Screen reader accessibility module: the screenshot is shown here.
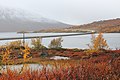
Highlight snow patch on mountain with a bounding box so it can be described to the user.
[0,7,58,23]
[0,6,70,32]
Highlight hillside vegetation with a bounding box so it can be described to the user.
[38,18,120,33]
[69,18,120,33]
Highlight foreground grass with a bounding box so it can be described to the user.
[0,52,119,80]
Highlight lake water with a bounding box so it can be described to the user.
[0,32,120,49]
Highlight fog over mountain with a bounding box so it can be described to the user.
[0,7,70,32]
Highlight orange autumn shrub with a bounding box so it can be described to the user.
[87,33,109,54]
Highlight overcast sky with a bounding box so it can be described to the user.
[0,0,120,25]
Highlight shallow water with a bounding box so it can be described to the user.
[0,64,52,72]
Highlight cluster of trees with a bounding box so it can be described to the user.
[31,37,63,50]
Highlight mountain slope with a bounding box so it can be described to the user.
[69,18,120,33]
[0,7,70,32]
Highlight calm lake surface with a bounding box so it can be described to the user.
[0,32,120,49]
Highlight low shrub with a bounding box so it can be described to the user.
[31,38,46,51]
[48,37,63,49]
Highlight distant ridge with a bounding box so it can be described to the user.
[38,18,120,33]
[69,18,120,33]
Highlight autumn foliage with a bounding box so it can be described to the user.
[48,37,63,49]
[31,38,46,51]
[0,34,119,80]
[69,18,120,33]
[0,53,119,80]
[87,33,109,53]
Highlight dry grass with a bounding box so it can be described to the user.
[0,54,119,80]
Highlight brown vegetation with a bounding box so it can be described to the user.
[38,18,120,33]
[0,50,119,80]
[70,18,120,33]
